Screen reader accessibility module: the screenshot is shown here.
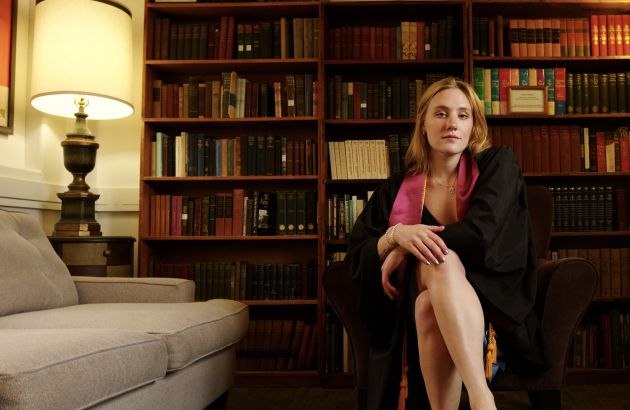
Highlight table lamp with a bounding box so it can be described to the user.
[30,0,134,237]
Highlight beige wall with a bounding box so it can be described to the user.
[0,0,145,274]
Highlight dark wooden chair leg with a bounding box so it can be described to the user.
[528,390,561,410]
[357,387,368,410]
[206,391,229,410]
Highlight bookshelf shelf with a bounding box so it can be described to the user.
[526,172,630,178]
[324,58,466,65]
[142,235,319,241]
[145,117,319,125]
[147,59,319,75]
[325,119,416,125]
[551,231,630,238]
[143,175,319,182]
[148,1,319,19]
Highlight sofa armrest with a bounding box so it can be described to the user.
[73,276,195,304]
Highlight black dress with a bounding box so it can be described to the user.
[346,147,549,410]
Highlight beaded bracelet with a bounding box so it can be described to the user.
[387,223,401,247]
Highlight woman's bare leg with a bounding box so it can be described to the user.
[416,251,496,410]
[415,289,462,409]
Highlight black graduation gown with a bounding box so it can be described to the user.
[346,146,549,410]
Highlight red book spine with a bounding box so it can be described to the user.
[540,125,550,172]
[623,15,630,55]
[559,126,572,173]
[549,126,561,173]
[570,125,582,172]
[619,128,630,172]
[233,188,245,237]
[590,15,599,57]
[599,15,608,57]
[567,19,576,56]
[596,131,607,172]
[615,15,623,56]
[369,26,376,59]
[607,14,616,56]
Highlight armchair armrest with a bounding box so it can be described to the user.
[73,276,195,304]
[536,257,597,388]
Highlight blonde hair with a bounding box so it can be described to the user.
[404,76,490,174]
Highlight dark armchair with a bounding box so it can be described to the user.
[323,185,598,410]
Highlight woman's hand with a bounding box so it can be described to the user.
[394,224,449,265]
[381,246,408,299]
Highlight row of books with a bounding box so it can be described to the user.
[566,72,630,115]
[472,15,630,58]
[328,140,389,180]
[152,73,318,119]
[548,186,628,233]
[488,125,630,174]
[326,193,368,240]
[554,247,630,299]
[152,16,319,60]
[327,17,458,61]
[236,320,318,371]
[473,66,566,115]
[567,310,630,370]
[326,74,447,120]
[149,190,318,237]
[151,133,317,177]
[326,251,347,266]
[474,68,630,116]
[150,260,316,301]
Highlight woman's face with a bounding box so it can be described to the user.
[422,88,473,157]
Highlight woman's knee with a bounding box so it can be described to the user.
[419,251,466,288]
[415,291,438,333]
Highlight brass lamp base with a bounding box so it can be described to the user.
[52,101,102,237]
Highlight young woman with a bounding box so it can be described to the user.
[346,77,548,410]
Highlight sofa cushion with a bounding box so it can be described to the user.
[0,299,249,370]
[0,210,78,317]
[0,328,167,410]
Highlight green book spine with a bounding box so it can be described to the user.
[589,73,600,114]
[276,190,287,235]
[544,68,555,115]
[600,73,609,114]
[491,68,500,115]
[574,72,582,114]
[581,73,590,114]
[609,72,618,113]
[306,190,317,235]
[296,190,307,235]
[473,67,485,106]
[519,68,529,86]
[285,190,297,235]
[617,71,626,113]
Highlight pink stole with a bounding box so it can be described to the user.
[389,151,480,227]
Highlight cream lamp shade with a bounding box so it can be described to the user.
[30,0,134,120]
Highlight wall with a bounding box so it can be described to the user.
[0,0,144,273]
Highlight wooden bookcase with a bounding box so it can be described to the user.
[140,0,630,387]
[470,0,630,384]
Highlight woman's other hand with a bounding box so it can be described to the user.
[381,246,407,299]
[395,224,448,265]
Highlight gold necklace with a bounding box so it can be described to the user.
[429,175,456,195]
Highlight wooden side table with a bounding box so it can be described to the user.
[49,236,136,277]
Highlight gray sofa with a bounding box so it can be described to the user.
[0,209,249,410]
